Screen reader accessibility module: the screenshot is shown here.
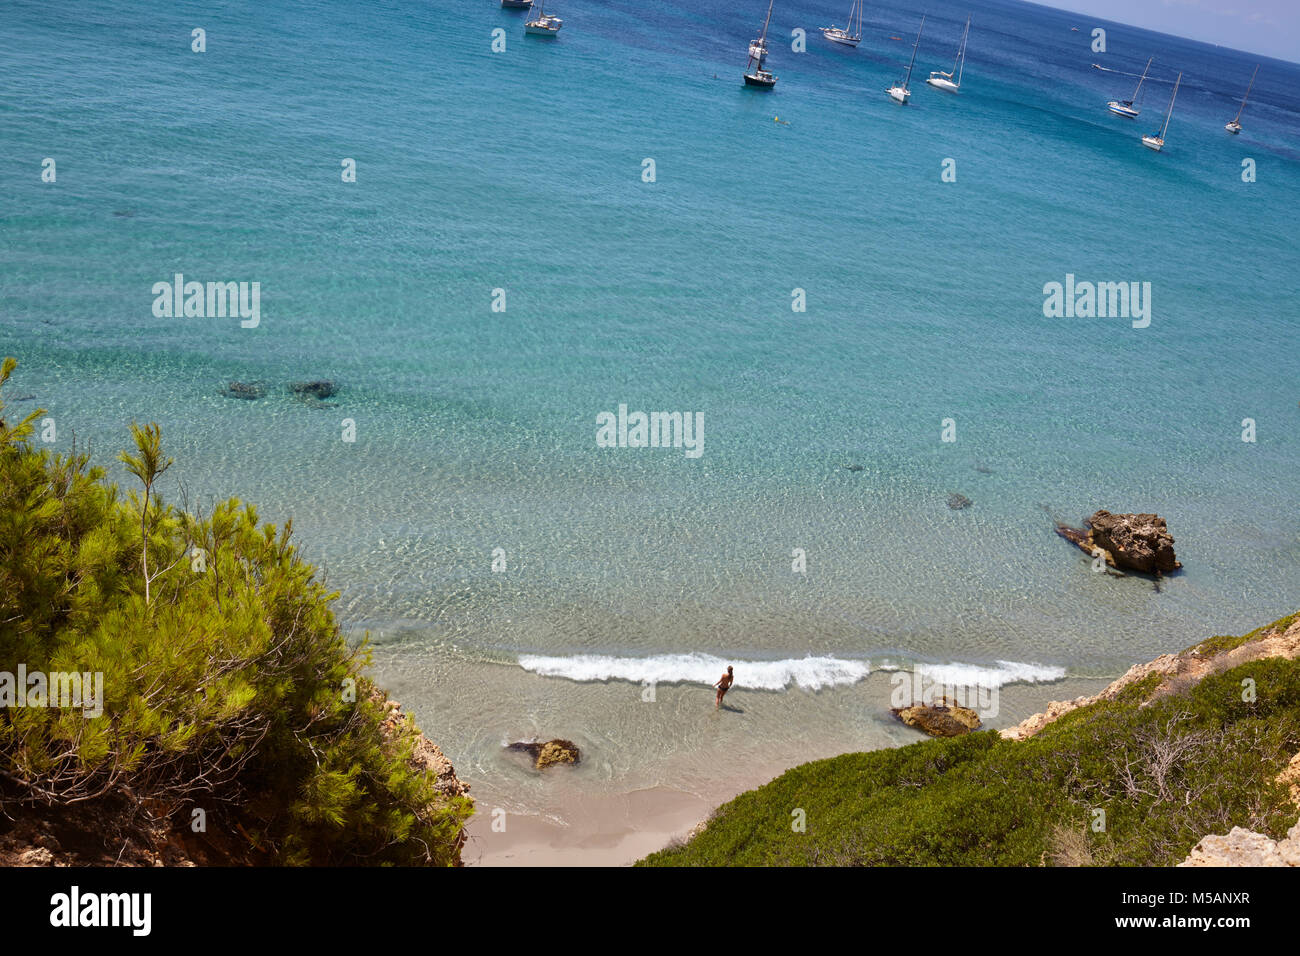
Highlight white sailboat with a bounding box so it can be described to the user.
[1108,56,1152,118]
[886,15,924,104]
[524,0,562,36]
[1142,71,1181,151]
[822,0,863,47]
[1225,64,1258,134]
[744,0,778,88]
[926,14,969,92]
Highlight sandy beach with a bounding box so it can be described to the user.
[458,674,1112,865]
[462,784,716,866]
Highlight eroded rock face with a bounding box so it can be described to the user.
[1278,751,1300,808]
[508,739,581,770]
[1089,511,1180,573]
[409,732,473,801]
[372,692,472,865]
[372,696,470,800]
[891,698,982,737]
[1003,616,1300,742]
[1056,511,1180,574]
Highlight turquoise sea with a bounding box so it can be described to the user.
[3,0,1299,842]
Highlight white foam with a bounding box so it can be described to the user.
[515,652,1065,692]
[914,659,1066,689]
[516,652,870,691]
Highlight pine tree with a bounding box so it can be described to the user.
[1,358,473,865]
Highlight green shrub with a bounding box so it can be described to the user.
[0,358,472,865]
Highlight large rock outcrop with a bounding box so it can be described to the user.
[1056,510,1180,574]
[1180,820,1300,867]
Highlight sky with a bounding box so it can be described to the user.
[1040,0,1298,63]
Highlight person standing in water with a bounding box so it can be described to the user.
[714,665,734,710]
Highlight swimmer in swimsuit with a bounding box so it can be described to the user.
[714,666,734,710]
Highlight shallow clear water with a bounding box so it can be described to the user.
[3,0,1299,815]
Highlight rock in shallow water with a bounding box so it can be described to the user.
[507,738,581,770]
[947,493,972,510]
[891,698,982,737]
[1090,511,1180,573]
[1056,510,1180,574]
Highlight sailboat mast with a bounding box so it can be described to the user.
[953,15,969,82]
[748,0,774,71]
[903,15,924,86]
[855,0,862,36]
[1234,65,1258,123]
[1131,57,1152,102]
[1161,72,1181,139]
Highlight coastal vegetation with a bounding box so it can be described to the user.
[641,614,1300,867]
[1193,612,1300,659]
[0,358,472,865]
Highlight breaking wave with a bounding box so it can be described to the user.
[515,652,1065,691]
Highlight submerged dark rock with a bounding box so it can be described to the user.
[289,380,338,400]
[844,463,864,472]
[224,381,266,401]
[947,493,972,510]
[508,738,581,770]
